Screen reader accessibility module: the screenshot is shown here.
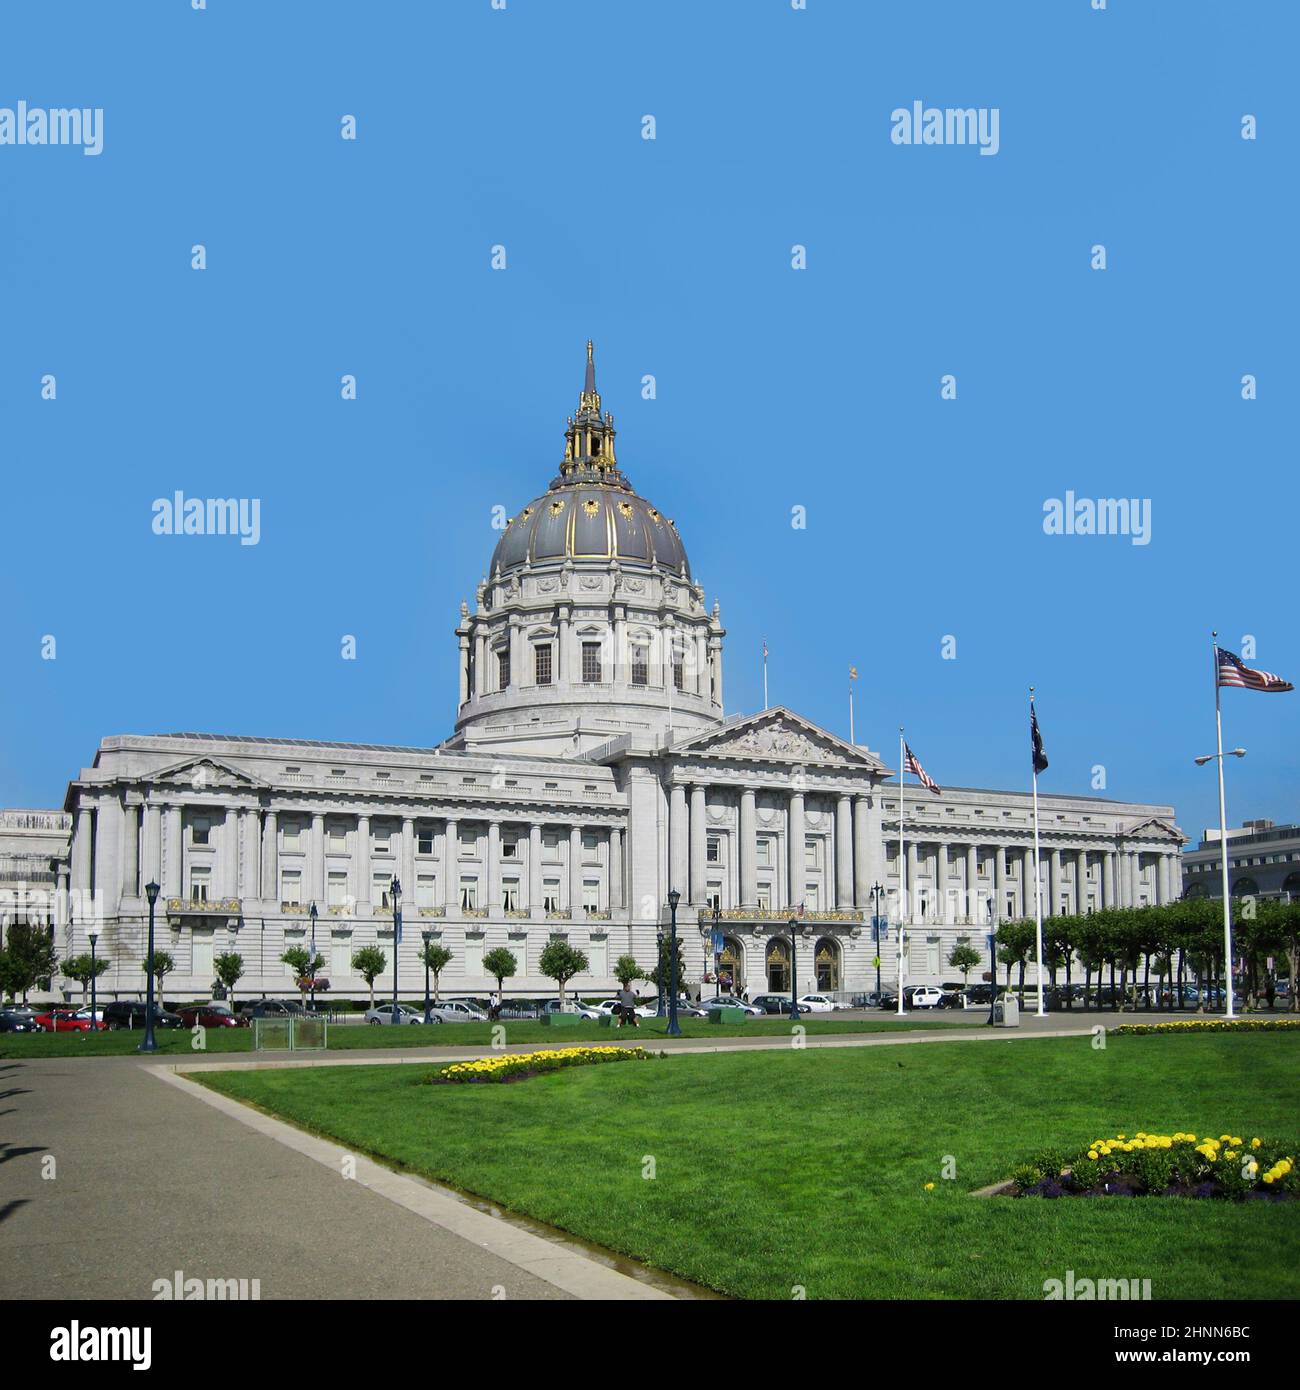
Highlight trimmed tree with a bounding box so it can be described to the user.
[416,941,453,1003]
[350,946,388,1007]
[143,948,176,999]
[947,943,981,989]
[60,951,112,1005]
[0,922,58,1003]
[280,946,325,1007]
[538,938,589,1011]
[214,952,245,1006]
[481,947,517,1003]
[614,954,644,989]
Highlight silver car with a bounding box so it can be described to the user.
[363,1003,434,1026]
[427,999,488,1023]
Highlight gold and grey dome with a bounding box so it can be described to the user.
[489,342,690,578]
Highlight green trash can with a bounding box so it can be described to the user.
[543,1011,583,1028]
[708,1006,748,1024]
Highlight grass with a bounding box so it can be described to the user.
[194,1032,1300,1300]
[0,1012,974,1057]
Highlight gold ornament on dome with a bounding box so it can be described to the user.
[583,498,600,516]
[618,502,633,519]
[549,499,565,516]
[521,507,532,520]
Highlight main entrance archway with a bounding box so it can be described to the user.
[766,937,790,993]
[814,937,841,992]
[717,934,745,995]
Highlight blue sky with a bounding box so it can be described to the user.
[1,0,1295,840]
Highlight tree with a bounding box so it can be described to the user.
[614,954,644,989]
[60,952,111,1003]
[214,952,245,1006]
[0,922,59,1002]
[143,948,176,998]
[947,943,981,988]
[416,941,453,1002]
[349,946,387,1007]
[648,933,690,999]
[538,938,589,1010]
[280,946,325,1007]
[481,947,517,1001]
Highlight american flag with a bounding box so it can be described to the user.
[903,743,941,795]
[1216,646,1293,694]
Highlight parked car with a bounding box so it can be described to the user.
[101,1000,184,1031]
[0,1008,43,1033]
[497,997,546,1020]
[750,994,795,1015]
[906,986,944,1010]
[175,1002,249,1029]
[427,999,488,1023]
[701,995,765,1016]
[541,998,603,1020]
[239,999,306,1020]
[364,1003,433,1026]
[594,997,659,1019]
[859,989,898,1010]
[795,994,836,1013]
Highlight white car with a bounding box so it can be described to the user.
[595,998,659,1019]
[795,994,836,1013]
[429,999,488,1022]
[908,986,945,1009]
[363,1003,433,1026]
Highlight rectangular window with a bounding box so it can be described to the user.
[543,878,561,912]
[372,825,391,853]
[459,826,477,850]
[459,878,478,911]
[582,879,600,912]
[498,648,510,690]
[191,818,211,847]
[502,880,520,912]
[464,934,485,975]
[416,874,436,908]
[673,652,684,691]
[706,884,722,911]
[190,866,211,902]
[805,837,817,868]
[327,822,347,851]
[588,936,608,976]
[756,837,771,866]
[327,872,347,907]
[582,641,602,684]
[192,928,215,980]
[707,835,721,864]
[373,873,393,908]
[535,644,553,686]
[756,886,772,910]
[805,883,820,911]
[280,870,302,906]
[331,933,352,979]
[631,645,648,686]
[417,828,434,855]
[502,837,518,858]
[582,832,599,862]
[282,820,301,849]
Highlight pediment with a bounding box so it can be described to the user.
[145,756,267,792]
[673,707,888,772]
[1124,815,1185,845]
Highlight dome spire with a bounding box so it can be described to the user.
[580,338,600,415]
[561,339,620,481]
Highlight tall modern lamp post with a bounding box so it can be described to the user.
[788,915,801,1021]
[666,889,682,1037]
[141,881,160,1053]
[1194,745,1246,1016]
[422,929,432,1024]
[308,902,318,1014]
[390,875,402,1021]
[869,881,884,1001]
[88,929,99,1033]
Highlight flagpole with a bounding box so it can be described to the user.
[1212,631,1235,1018]
[1030,688,1046,1018]
[849,683,855,746]
[762,642,768,711]
[898,726,906,1016]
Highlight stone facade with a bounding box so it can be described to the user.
[3,347,1184,1002]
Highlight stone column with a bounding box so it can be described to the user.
[310,813,325,907]
[243,807,260,902]
[120,798,140,899]
[669,784,688,896]
[610,826,624,909]
[164,804,182,898]
[458,632,470,705]
[994,844,1007,922]
[935,842,949,923]
[852,795,871,906]
[355,815,370,912]
[444,819,459,912]
[557,606,569,683]
[262,810,278,901]
[1047,847,1061,916]
[695,630,708,697]
[487,820,501,913]
[401,817,415,908]
[834,795,853,910]
[739,788,758,907]
[474,629,487,695]
[966,844,979,924]
[689,783,707,904]
[1023,846,1036,918]
[94,798,120,910]
[1076,848,1089,913]
[787,790,805,910]
[569,826,583,914]
[529,823,543,916]
[144,803,163,891]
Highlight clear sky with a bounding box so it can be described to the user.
[1,0,1295,841]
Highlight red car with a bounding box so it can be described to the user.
[32,1007,101,1032]
[174,1002,249,1029]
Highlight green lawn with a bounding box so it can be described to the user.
[195,1033,1300,1300]
[0,1012,973,1058]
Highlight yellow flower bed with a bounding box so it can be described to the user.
[1114,1018,1300,1035]
[427,1044,655,1085]
[1011,1127,1298,1200]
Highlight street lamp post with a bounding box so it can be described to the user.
[987,931,998,1027]
[869,881,883,1001]
[390,876,402,1022]
[308,902,318,1016]
[1194,745,1246,1017]
[422,929,432,1024]
[788,916,800,1022]
[88,930,99,1033]
[711,902,721,992]
[667,889,682,1037]
[141,881,160,1053]
[655,927,666,1017]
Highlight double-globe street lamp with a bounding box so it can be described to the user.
[390,875,402,1022]
[868,880,884,1002]
[140,880,160,1053]
[309,902,319,1015]
[88,929,99,1034]
[666,889,682,1037]
[788,915,801,1022]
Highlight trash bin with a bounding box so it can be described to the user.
[1000,996,1020,1028]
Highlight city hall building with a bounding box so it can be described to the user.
[8,347,1184,1003]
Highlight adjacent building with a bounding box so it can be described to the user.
[1182,819,1300,902]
